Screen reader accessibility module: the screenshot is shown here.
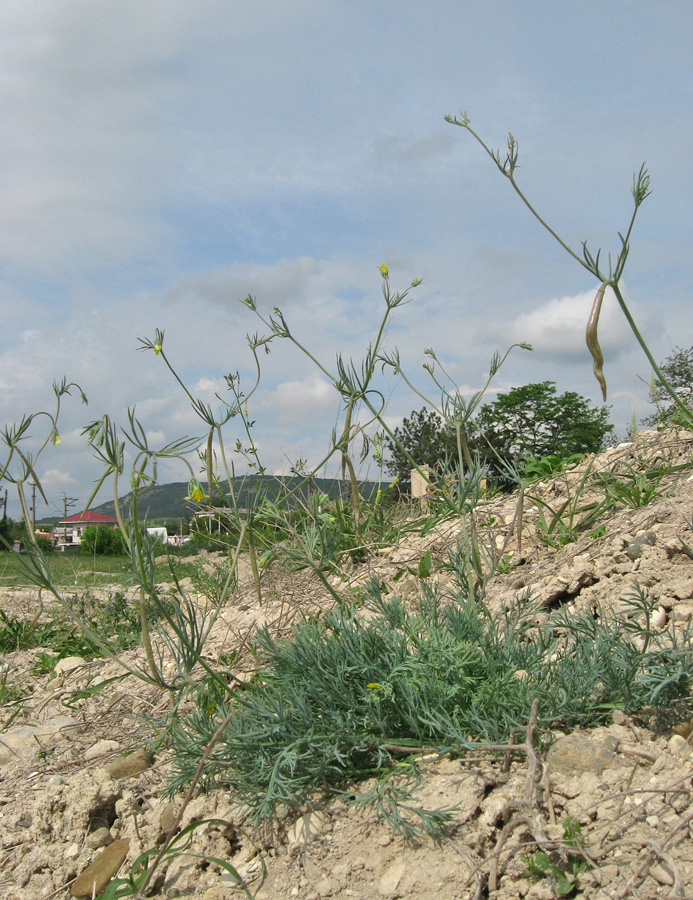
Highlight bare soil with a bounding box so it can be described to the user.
[1,429,693,900]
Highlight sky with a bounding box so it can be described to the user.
[1,0,692,521]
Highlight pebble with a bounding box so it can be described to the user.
[86,826,113,849]
[103,747,150,779]
[378,859,405,897]
[651,606,667,629]
[547,732,623,776]
[54,656,87,675]
[626,531,656,561]
[667,734,692,758]
[201,888,226,900]
[85,739,121,761]
[287,810,328,848]
[315,875,338,897]
[649,863,675,886]
[70,838,130,898]
[64,843,81,861]
[0,715,77,765]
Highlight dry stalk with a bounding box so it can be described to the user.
[134,706,241,899]
[609,809,693,900]
[459,698,560,894]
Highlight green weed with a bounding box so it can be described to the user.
[524,817,588,897]
[593,460,665,509]
[166,578,693,835]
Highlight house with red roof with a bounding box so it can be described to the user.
[55,510,119,546]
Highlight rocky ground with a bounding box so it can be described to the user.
[1,429,693,900]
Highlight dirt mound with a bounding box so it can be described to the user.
[1,429,692,899]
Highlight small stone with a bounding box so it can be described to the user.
[54,656,87,675]
[600,863,620,880]
[667,734,692,758]
[71,838,130,898]
[159,800,177,836]
[378,859,405,897]
[626,531,656,561]
[649,863,675,886]
[287,810,327,848]
[612,709,627,726]
[64,843,81,861]
[85,739,121,761]
[103,748,150,779]
[86,826,113,849]
[547,732,623,776]
[0,715,77,765]
[651,607,667,629]
[315,876,338,897]
[201,888,226,900]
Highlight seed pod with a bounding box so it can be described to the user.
[586,283,608,401]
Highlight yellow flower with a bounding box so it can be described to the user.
[367,683,380,690]
[51,431,61,446]
[378,263,389,277]
[186,478,205,503]
[153,342,161,355]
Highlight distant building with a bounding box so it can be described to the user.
[54,510,119,546]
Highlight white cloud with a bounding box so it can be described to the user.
[269,373,338,427]
[481,287,633,361]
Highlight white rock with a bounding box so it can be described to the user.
[54,656,86,675]
[667,734,692,758]
[64,843,81,860]
[85,740,121,761]
[651,607,667,630]
[287,809,328,848]
[650,863,675,886]
[378,859,405,897]
[0,716,77,765]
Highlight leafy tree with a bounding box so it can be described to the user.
[80,525,126,556]
[476,381,613,475]
[644,345,693,426]
[384,384,612,494]
[0,517,26,549]
[383,408,458,493]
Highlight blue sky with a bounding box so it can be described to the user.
[1,1,692,520]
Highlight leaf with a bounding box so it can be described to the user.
[418,551,432,579]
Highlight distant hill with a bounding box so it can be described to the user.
[38,475,386,526]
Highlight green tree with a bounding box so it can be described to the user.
[383,408,458,493]
[644,345,693,426]
[476,381,613,474]
[0,517,26,549]
[80,525,126,556]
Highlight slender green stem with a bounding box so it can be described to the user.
[246,533,263,605]
[610,283,692,424]
[131,483,164,687]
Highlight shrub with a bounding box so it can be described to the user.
[80,525,126,555]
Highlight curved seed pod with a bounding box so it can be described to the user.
[586,283,608,401]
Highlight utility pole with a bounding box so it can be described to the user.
[30,482,36,533]
[61,493,78,519]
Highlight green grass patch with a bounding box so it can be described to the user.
[0,548,179,589]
